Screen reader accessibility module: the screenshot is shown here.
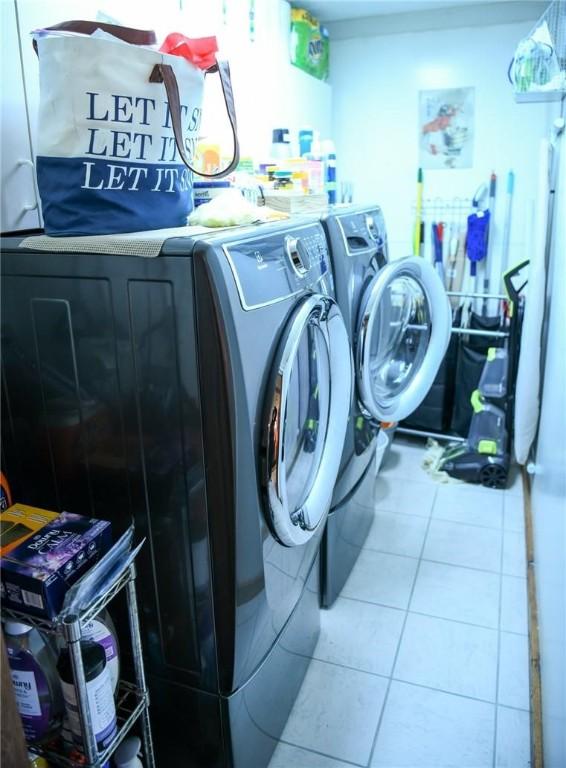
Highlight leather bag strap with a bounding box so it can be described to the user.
[34,19,156,46]
[149,61,240,178]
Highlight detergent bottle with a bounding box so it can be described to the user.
[4,621,63,744]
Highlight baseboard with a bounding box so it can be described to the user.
[522,467,544,768]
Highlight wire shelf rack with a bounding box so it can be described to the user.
[1,567,132,635]
[27,682,148,768]
[2,554,155,768]
[410,196,472,224]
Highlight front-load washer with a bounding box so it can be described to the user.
[321,205,452,607]
[0,219,351,767]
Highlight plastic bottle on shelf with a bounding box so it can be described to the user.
[58,609,120,694]
[114,735,144,768]
[322,139,337,205]
[308,131,322,161]
[57,639,117,754]
[304,131,324,194]
[3,620,63,744]
[298,128,314,157]
[270,128,292,160]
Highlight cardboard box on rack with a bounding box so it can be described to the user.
[0,503,60,556]
[0,511,112,619]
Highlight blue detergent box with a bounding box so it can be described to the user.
[193,180,232,207]
[0,511,112,619]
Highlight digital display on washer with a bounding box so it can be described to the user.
[224,226,329,310]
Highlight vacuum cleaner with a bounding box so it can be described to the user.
[438,260,528,489]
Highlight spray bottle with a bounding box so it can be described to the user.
[304,131,324,194]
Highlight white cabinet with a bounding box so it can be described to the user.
[1,0,40,231]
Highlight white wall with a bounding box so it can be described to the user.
[531,107,566,768]
[170,0,332,161]
[330,19,558,288]
[209,0,332,162]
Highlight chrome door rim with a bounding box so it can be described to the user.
[263,295,352,547]
[356,257,451,423]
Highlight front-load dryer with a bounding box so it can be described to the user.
[321,205,452,607]
[0,219,351,767]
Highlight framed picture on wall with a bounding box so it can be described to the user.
[419,87,475,169]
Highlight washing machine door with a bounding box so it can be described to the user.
[357,256,451,422]
[264,294,352,547]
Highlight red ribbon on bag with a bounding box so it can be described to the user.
[160,33,218,70]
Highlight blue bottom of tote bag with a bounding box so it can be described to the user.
[37,156,193,236]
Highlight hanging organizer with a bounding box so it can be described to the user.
[509,0,566,102]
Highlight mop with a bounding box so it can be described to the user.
[482,173,497,316]
[432,221,445,284]
[447,200,467,311]
[413,167,424,256]
[463,184,490,324]
[496,171,515,311]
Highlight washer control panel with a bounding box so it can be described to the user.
[224,223,330,310]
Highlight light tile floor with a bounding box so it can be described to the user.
[269,436,531,768]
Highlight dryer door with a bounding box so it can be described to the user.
[357,256,451,422]
[263,294,352,547]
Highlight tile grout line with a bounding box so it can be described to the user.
[306,655,390,682]
[406,611,525,637]
[359,547,508,576]
[325,593,406,615]
[356,525,519,576]
[421,553,516,577]
[378,474,523,502]
[413,612,525,635]
[492,496,506,768]
[285,648,531,711]
[365,485,439,768]
[325,591,527,635]
[385,678,522,712]
[356,547,422,563]
[370,508,509,534]
[277,737,366,768]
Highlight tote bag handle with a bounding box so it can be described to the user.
[150,61,239,178]
[34,21,240,178]
[32,19,157,47]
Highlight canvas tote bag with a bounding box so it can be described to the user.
[34,20,239,236]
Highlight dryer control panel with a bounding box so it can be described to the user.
[224,223,331,310]
[337,209,388,265]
